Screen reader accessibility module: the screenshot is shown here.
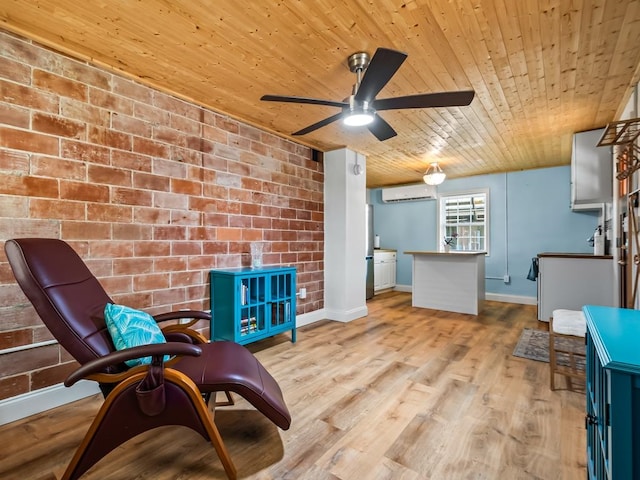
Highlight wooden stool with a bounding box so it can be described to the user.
[549,309,586,390]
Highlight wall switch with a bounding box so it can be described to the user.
[503,275,510,283]
[299,287,307,299]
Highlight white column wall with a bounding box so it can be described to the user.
[324,148,368,321]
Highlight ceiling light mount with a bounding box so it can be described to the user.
[344,52,375,127]
[423,162,446,185]
[347,51,371,74]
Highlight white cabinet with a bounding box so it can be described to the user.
[571,128,612,210]
[374,250,396,292]
[537,254,615,321]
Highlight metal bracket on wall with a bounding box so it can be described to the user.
[598,117,640,146]
[598,117,640,181]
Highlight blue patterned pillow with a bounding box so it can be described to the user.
[104,303,168,367]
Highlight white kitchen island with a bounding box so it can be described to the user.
[405,251,486,315]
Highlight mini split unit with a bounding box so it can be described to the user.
[381,184,437,203]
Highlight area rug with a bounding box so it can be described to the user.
[512,328,585,369]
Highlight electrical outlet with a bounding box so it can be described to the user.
[503,275,510,283]
[299,287,307,299]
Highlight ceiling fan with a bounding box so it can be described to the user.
[261,47,475,141]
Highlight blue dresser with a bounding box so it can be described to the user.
[210,266,296,345]
[583,305,640,479]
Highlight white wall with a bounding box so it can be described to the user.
[324,148,368,321]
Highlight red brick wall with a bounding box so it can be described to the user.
[0,30,324,401]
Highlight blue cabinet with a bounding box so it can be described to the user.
[583,305,640,479]
[210,266,296,345]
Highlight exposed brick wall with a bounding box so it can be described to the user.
[0,30,324,401]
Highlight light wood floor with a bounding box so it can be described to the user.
[0,292,586,479]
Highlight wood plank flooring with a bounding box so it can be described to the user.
[0,292,586,479]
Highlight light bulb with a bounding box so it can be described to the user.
[344,112,374,127]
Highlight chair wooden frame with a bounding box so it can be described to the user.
[62,344,236,479]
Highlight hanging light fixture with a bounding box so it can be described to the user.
[423,162,446,185]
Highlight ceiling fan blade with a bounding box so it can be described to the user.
[292,112,344,136]
[373,90,475,111]
[368,115,397,141]
[354,48,407,103]
[261,94,347,109]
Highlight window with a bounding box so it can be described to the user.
[439,190,489,253]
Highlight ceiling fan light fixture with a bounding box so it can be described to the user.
[343,111,375,127]
[343,98,375,127]
[423,162,446,185]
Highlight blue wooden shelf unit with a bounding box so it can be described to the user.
[210,266,296,345]
[583,305,640,480]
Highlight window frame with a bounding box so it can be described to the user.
[437,189,490,255]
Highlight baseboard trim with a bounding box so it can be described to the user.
[393,285,536,306]
[296,309,326,327]
[485,293,537,305]
[323,306,368,322]
[0,380,100,426]
[393,284,412,293]
[1,293,538,427]
[1,309,330,426]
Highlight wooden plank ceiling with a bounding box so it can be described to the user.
[2,1,640,188]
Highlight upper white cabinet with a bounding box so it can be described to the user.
[571,128,612,210]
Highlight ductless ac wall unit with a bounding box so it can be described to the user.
[381,183,437,203]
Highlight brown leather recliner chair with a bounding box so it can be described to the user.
[4,238,291,480]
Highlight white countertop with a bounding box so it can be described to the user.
[404,250,485,256]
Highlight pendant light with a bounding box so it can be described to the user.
[423,162,446,185]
